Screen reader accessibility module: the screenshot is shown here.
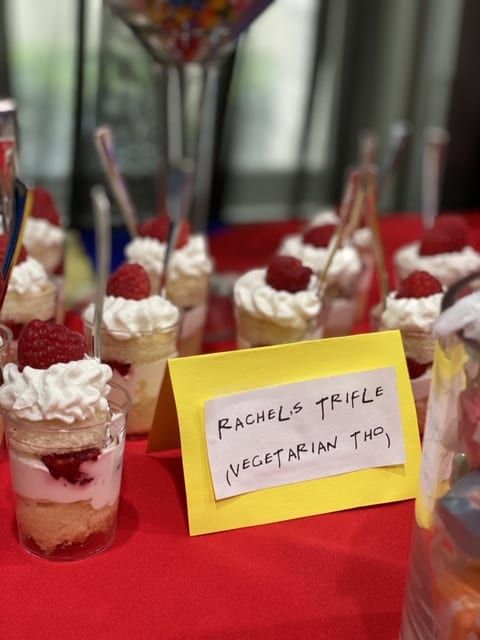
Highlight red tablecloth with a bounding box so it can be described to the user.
[3,213,479,640]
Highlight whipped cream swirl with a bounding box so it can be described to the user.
[381,291,443,332]
[352,227,373,250]
[125,234,213,280]
[0,358,112,424]
[24,218,65,249]
[394,243,480,287]
[279,235,362,290]
[84,295,180,340]
[234,268,321,328]
[309,210,339,227]
[8,257,50,295]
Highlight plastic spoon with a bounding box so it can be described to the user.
[421,126,450,230]
[160,159,194,297]
[377,120,412,195]
[94,126,138,238]
[90,185,112,361]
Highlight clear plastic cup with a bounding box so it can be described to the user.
[4,382,131,561]
[0,324,13,456]
[354,250,375,323]
[166,274,210,357]
[86,320,179,438]
[323,276,361,338]
[235,305,325,349]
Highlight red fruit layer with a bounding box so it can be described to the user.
[5,321,24,340]
[107,263,151,300]
[41,447,100,485]
[18,319,87,371]
[137,214,190,249]
[406,358,430,380]
[105,360,132,377]
[266,255,313,293]
[396,270,443,299]
[31,187,61,227]
[302,224,337,248]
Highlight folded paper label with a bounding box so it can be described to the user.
[205,367,406,499]
[147,330,421,536]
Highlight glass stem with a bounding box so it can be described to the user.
[191,63,220,233]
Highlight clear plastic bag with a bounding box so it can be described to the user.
[401,272,480,639]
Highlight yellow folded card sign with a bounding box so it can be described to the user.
[148,330,422,535]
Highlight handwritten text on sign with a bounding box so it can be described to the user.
[205,367,406,500]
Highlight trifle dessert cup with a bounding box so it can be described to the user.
[84,263,180,438]
[124,214,212,356]
[0,236,57,350]
[394,215,480,289]
[23,187,66,321]
[379,270,443,432]
[0,320,129,560]
[24,187,65,276]
[234,256,324,348]
[279,223,362,337]
[308,208,375,323]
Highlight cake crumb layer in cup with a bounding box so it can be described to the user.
[4,383,130,561]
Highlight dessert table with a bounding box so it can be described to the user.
[2,213,480,640]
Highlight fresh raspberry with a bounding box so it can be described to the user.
[31,187,61,226]
[106,263,151,300]
[41,448,100,485]
[63,310,85,336]
[17,319,87,371]
[137,213,190,249]
[406,358,430,380]
[105,360,131,377]
[266,255,313,293]
[0,234,27,265]
[303,224,337,248]
[396,270,443,299]
[435,215,469,246]
[419,226,466,256]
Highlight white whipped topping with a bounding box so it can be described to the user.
[83,295,179,340]
[125,236,164,275]
[125,234,213,281]
[279,235,362,289]
[352,227,373,250]
[309,210,339,227]
[234,268,321,328]
[0,358,112,424]
[380,291,443,332]
[394,243,480,287]
[24,218,64,249]
[8,256,50,295]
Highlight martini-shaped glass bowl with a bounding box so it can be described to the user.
[107,0,274,65]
